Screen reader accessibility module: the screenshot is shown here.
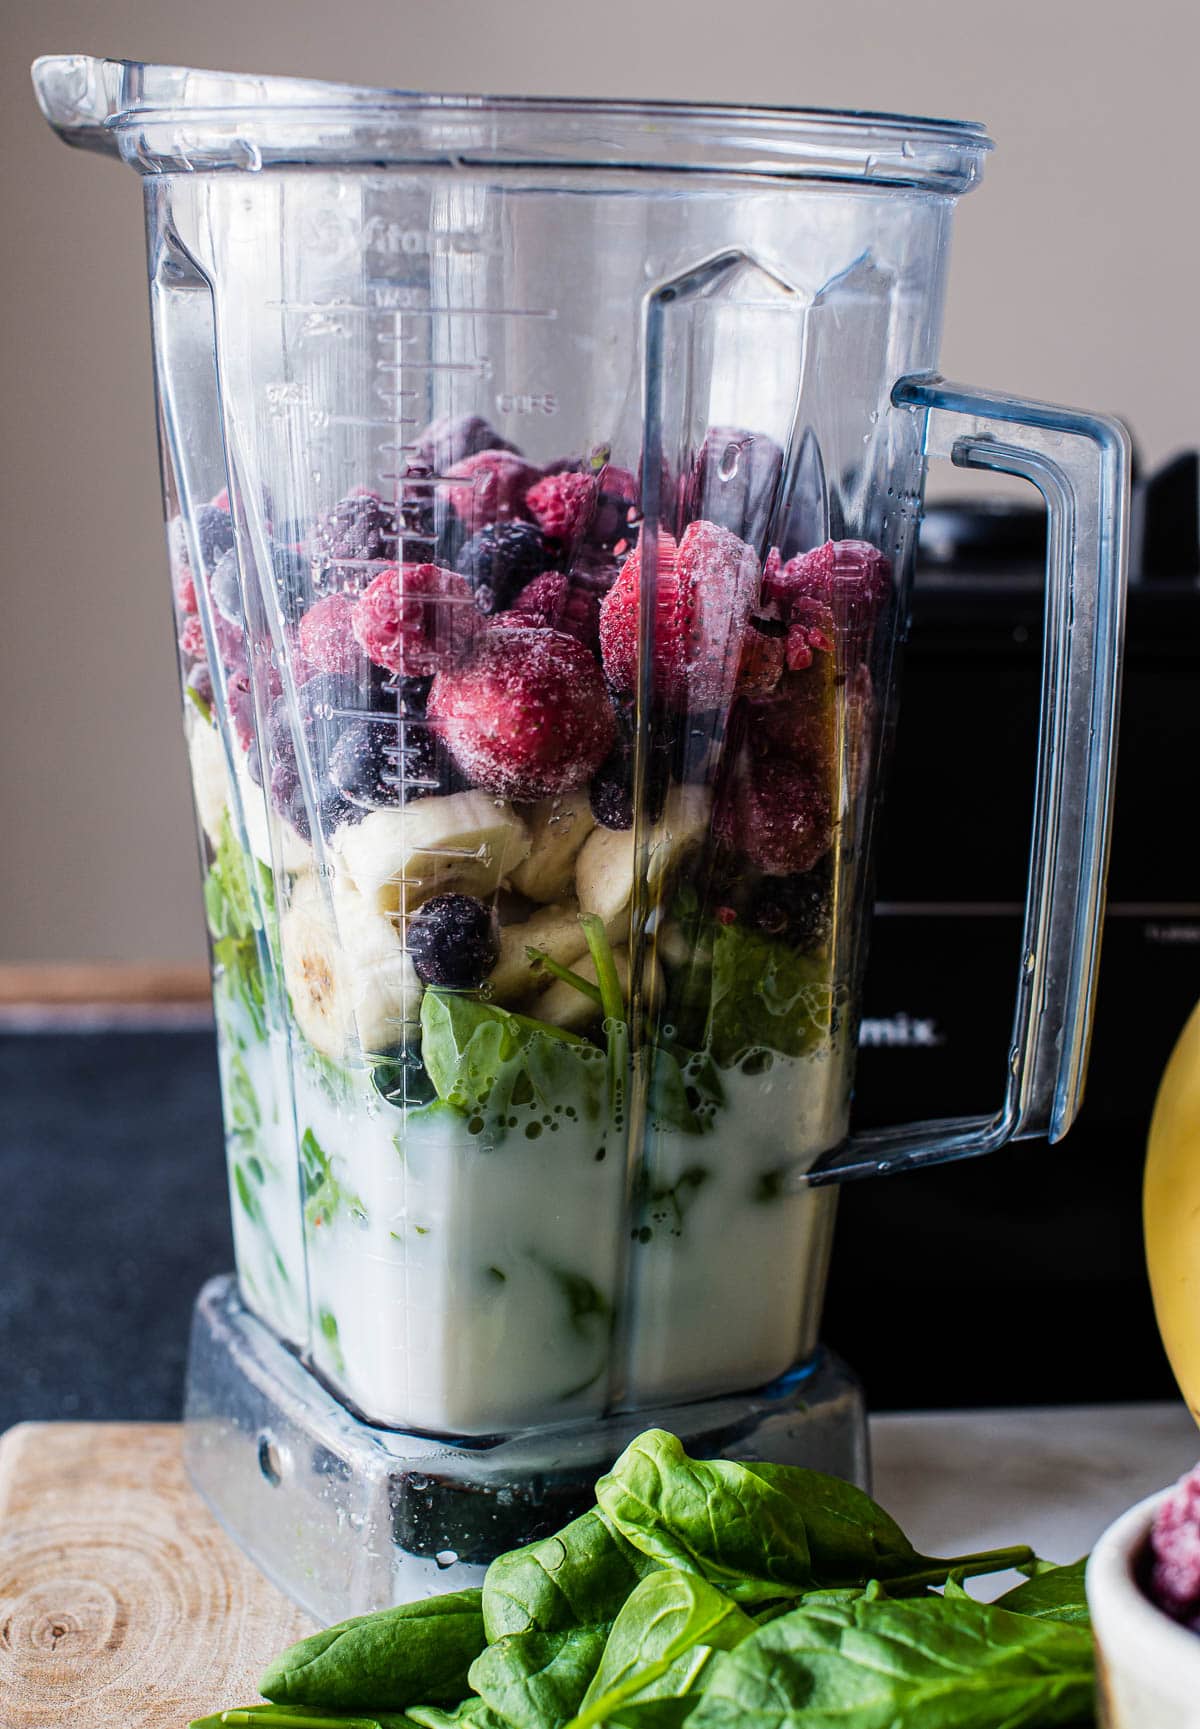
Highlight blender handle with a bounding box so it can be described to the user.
[806,374,1130,1186]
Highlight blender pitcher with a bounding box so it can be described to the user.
[34,54,1127,1615]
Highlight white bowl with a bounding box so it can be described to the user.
[1086,1487,1200,1727]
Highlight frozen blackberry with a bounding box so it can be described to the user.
[686,426,783,541]
[406,894,499,990]
[588,706,670,831]
[315,492,398,564]
[455,520,550,613]
[328,716,445,809]
[268,755,360,840]
[413,413,520,472]
[749,862,832,950]
[194,502,237,573]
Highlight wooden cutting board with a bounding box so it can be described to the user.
[0,1422,315,1728]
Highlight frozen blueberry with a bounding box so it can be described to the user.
[455,521,550,614]
[186,662,215,714]
[194,502,237,573]
[209,549,242,624]
[315,493,398,564]
[272,543,311,597]
[328,716,445,809]
[588,702,670,830]
[406,894,499,989]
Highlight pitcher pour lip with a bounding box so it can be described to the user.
[31,53,991,190]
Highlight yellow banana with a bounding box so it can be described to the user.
[1144,997,1200,1427]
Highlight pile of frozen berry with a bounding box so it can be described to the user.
[1148,1462,1200,1631]
[171,414,892,978]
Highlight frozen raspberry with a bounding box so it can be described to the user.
[178,614,207,662]
[226,676,257,752]
[599,520,760,711]
[413,414,520,472]
[439,450,541,536]
[497,572,601,650]
[352,564,479,678]
[745,663,836,765]
[209,487,231,513]
[455,520,549,613]
[1150,1464,1200,1627]
[525,471,596,544]
[766,539,891,644]
[429,627,615,801]
[714,752,832,877]
[686,426,783,541]
[316,491,398,566]
[736,618,786,696]
[298,593,363,677]
[175,562,198,616]
[786,598,836,673]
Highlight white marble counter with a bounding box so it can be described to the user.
[871,1401,1198,1593]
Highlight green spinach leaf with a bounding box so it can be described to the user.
[568,1570,754,1729]
[469,1622,610,1729]
[191,1710,418,1728]
[996,1558,1091,1626]
[706,924,832,1068]
[597,1432,1030,1605]
[687,1584,1094,1729]
[419,993,606,1142]
[260,1591,486,1713]
[483,1508,655,1640]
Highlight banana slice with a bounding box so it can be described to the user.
[234,754,312,874]
[187,715,231,850]
[509,792,596,903]
[336,792,531,918]
[487,899,592,1005]
[575,785,712,925]
[537,947,664,1032]
[281,872,421,1062]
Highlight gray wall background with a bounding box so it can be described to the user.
[3,0,1196,964]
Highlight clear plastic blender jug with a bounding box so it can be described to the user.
[35,53,1127,1598]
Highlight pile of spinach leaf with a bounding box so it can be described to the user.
[205,809,274,1043]
[192,1427,1094,1729]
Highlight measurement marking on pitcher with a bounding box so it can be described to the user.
[269,301,556,320]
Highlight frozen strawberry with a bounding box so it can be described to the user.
[524,471,596,543]
[714,752,832,877]
[439,450,541,536]
[298,593,362,677]
[599,519,760,711]
[766,539,891,645]
[429,626,615,801]
[352,564,479,678]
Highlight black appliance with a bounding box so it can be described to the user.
[824,453,1200,1409]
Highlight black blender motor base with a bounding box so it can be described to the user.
[184,1275,867,1622]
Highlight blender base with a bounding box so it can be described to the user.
[183,1275,868,1622]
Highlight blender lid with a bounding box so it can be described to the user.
[32,54,991,190]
